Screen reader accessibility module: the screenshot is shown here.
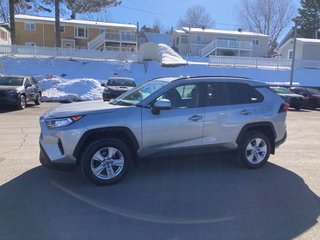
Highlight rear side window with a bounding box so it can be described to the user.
[205,82,263,106]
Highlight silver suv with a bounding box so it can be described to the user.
[39,76,288,185]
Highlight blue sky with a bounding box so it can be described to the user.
[94,0,301,31]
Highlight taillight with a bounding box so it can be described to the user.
[278,103,290,113]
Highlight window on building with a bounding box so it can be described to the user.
[24,23,36,31]
[55,26,65,33]
[253,39,260,45]
[196,35,203,43]
[75,27,88,38]
[288,49,293,59]
[99,28,106,34]
[0,30,7,40]
[25,42,36,46]
[181,35,189,44]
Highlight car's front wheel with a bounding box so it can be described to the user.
[237,131,271,169]
[17,95,26,110]
[80,139,131,185]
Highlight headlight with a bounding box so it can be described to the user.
[45,116,83,128]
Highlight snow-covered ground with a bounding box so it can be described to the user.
[1,55,320,102]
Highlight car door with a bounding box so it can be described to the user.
[141,83,205,156]
[202,82,264,149]
[24,78,35,101]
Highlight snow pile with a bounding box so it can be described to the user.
[158,44,187,66]
[39,76,103,102]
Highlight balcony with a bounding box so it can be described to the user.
[200,39,253,57]
[105,32,137,43]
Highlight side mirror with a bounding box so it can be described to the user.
[152,99,172,114]
[101,83,106,87]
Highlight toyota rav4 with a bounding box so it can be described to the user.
[39,76,288,185]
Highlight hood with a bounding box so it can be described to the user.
[0,85,23,91]
[43,100,130,119]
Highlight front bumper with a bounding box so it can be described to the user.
[0,92,18,106]
[40,144,76,171]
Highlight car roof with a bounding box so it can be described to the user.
[151,76,266,87]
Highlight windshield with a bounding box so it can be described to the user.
[112,80,168,106]
[307,88,320,95]
[0,77,24,86]
[273,87,293,94]
[107,78,136,87]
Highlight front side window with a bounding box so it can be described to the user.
[158,84,200,108]
[113,81,168,106]
[25,23,36,31]
[205,82,263,106]
[75,27,88,38]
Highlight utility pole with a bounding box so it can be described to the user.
[289,21,298,87]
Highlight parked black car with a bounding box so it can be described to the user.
[271,86,305,110]
[102,77,136,101]
[0,75,41,110]
[290,87,320,109]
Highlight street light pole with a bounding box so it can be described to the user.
[289,21,298,87]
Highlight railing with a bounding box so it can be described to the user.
[105,32,137,42]
[200,39,253,57]
[208,55,320,70]
[87,32,105,50]
[0,44,139,62]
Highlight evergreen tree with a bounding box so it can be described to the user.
[65,0,121,19]
[297,0,320,38]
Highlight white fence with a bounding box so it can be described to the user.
[209,55,320,70]
[0,44,139,62]
[209,56,292,69]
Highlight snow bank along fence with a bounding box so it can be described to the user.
[0,44,139,62]
[209,55,320,70]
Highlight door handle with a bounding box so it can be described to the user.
[188,115,203,121]
[240,109,253,115]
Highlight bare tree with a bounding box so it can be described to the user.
[177,5,214,29]
[81,10,113,22]
[236,0,296,53]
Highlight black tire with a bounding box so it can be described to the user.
[237,131,271,169]
[80,138,132,185]
[17,95,26,110]
[34,92,41,105]
[295,106,301,111]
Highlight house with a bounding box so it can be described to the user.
[172,27,269,57]
[277,37,320,61]
[0,24,11,45]
[139,31,172,46]
[14,14,137,52]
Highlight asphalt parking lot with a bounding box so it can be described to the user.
[0,103,319,240]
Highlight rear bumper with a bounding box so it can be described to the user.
[275,131,287,148]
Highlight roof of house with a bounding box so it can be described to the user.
[15,14,137,29]
[297,38,320,44]
[175,27,269,38]
[144,32,172,46]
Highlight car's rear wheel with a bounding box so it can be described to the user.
[80,139,131,185]
[17,95,26,110]
[237,131,271,169]
[34,92,41,105]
